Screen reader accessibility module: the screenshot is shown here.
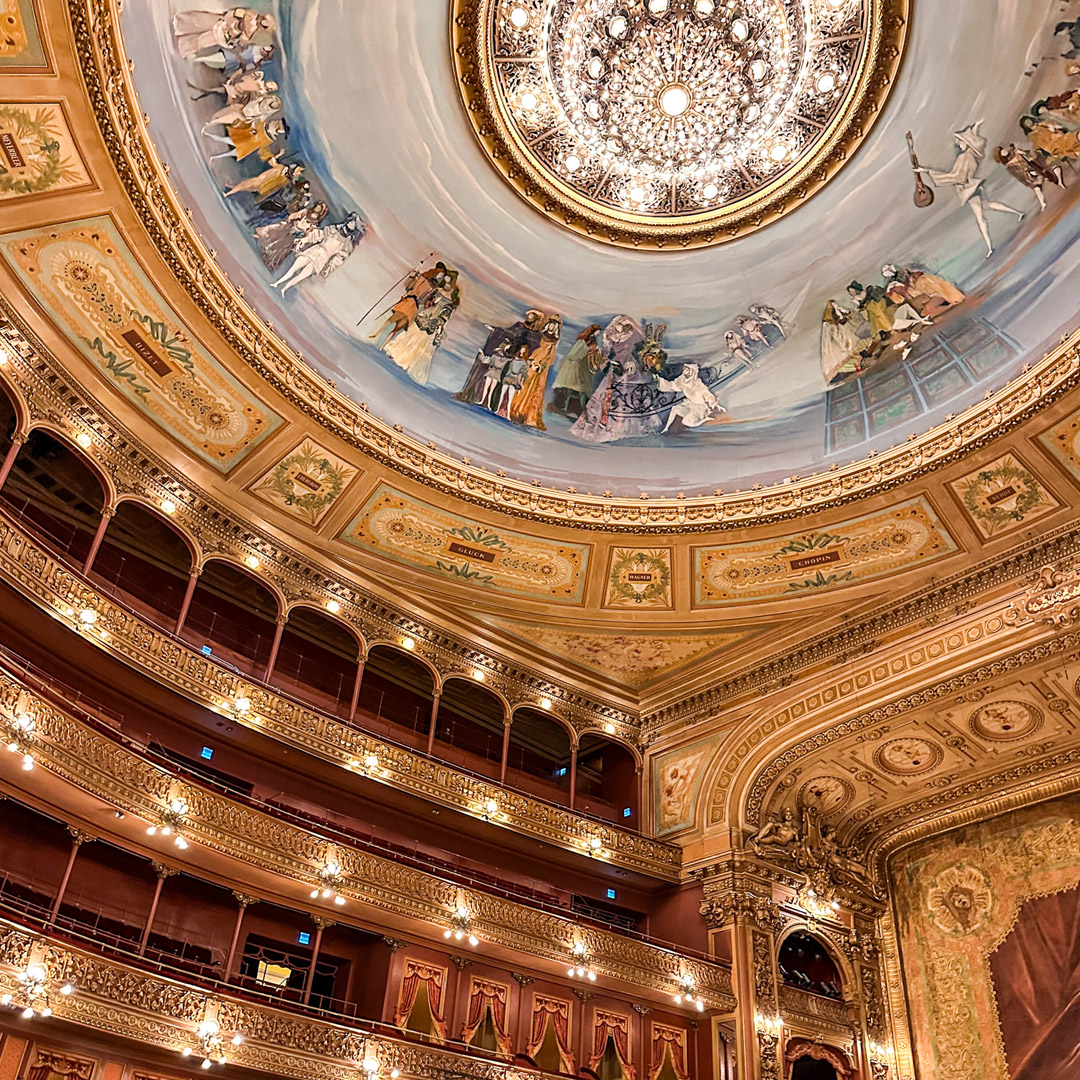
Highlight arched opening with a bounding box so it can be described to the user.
[506,708,573,804]
[575,733,639,825]
[0,428,106,565]
[181,559,281,677]
[89,501,195,627]
[790,1058,838,1080]
[434,676,505,779]
[271,606,361,716]
[355,645,436,750]
[0,383,16,461]
[778,931,844,999]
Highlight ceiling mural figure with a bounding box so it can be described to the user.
[120,0,1080,496]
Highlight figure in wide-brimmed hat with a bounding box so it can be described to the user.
[913,122,1025,257]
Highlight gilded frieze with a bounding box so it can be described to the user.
[0,103,90,199]
[694,499,957,606]
[341,484,589,603]
[0,671,725,999]
[250,438,358,527]
[0,513,677,878]
[0,216,281,471]
[947,451,1059,540]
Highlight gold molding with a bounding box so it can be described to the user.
[0,512,679,880]
[0,671,727,1000]
[451,0,909,249]
[66,0,1080,525]
[0,920,556,1080]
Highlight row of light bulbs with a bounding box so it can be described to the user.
[0,963,74,1018]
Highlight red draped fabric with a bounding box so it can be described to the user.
[989,884,1080,1080]
[649,1024,689,1080]
[589,1010,636,1080]
[393,959,449,1039]
[783,1040,853,1079]
[461,977,513,1055]
[527,994,575,1073]
[28,1053,95,1080]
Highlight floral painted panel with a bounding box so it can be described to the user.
[653,739,714,836]
[947,452,1059,539]
[0,216,281,471]
[250,438,357,527]
[694,498,956,605]
[603,547,673,609]
[0,103,90,199]
[341,484,589,603]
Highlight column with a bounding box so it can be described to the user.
[302,916,334,1005]
[425,690,441,755]
[348,655,365,720]
[82,505,114,576]
[0,431,26,491]
[48,828,93,923]
[139,863,178,955]
[263,614,287,682]
[175,568,201,635]
[511,972,535,1055]
[224,893,258,980]
[499,717,512,784]
[568,743,579,810]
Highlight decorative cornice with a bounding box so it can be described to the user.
[0,513,679,879]
[0,920,551,1080]
[0,304,636,734]
[0,669,726,1001]
[67,0,1080,524]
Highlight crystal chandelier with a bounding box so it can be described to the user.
[0,963,74,1018]
[455,0,904,246]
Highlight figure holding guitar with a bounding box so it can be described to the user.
[907,123,1024,258]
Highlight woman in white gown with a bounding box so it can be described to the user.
[820,299,867,384]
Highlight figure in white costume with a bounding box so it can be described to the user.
[658,364,724,431]
[915,122,1024,258]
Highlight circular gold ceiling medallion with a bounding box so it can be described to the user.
[451,0,910,248]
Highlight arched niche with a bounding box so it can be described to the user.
[777,930,844,1000]
[356,643,437,747]
[181,558,282,677]
[575,732,639,824]
[0,428,106,566]
[784,1039,854,1080]
[273,605,361,716]
[90,500,196,627]
[507,706,574,804]
[435,675,506,779]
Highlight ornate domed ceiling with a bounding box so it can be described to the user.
[117,0,1079,499]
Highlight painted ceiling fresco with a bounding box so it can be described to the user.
[121,1,1080,497]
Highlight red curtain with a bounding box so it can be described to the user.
[650,1024,689,1080]
[589,1010,636,1080]
[393,959,449,1039]
[28,1053,95,1080]
[527,994,576,1073]
[461,977,513,1055]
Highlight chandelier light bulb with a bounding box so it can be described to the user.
[147,825,158,836]
[233,697,251,713]
[175,836,188,849]
[244,555,259,570]
[182,1048,192,1058]
[326,599,340,614]
[21,754,33,770]
[200,1060,212,1071]
[20,1006,33,1019]
[230,1035,243,1046]
[401,637,415,651]
[364,753,379,769]
[160,499,177,515]
[60,983,74,996]
[334,895,346,906]
[75,432,92,449]
[310,889,320,899]
[78,608,97,626]
[0,994,11,1006]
